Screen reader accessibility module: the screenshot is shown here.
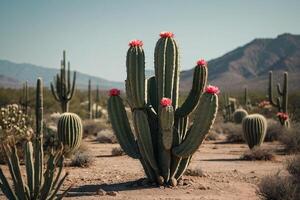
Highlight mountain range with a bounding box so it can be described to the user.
[0,33,299,92]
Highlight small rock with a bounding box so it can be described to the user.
[198,184,206,190]
[250,171,255,173]
[96,189,106,196]
[106,191,117,196]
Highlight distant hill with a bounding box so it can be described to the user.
[0,60,123,90]
[180,33,300,92]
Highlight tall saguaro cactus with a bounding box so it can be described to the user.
[19,81,30,114]
[88,79,92,119]
[50,50,76,113]
[107,32,219,186]
[268,71,289,127]
[244,87,252,111]
[0,78,71,199]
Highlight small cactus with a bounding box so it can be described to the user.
[222,93,237,122]
[233,109,248,124]
[57,112,83,154]
[88,79,92,119]
[242,114,267,149]
[19,81,30,114]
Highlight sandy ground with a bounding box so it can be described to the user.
[0,137,288,200]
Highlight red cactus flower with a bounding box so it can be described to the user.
[277,112,289,120]
[197,59,207,67]
[205,85,220,95]
[160,97,172,107]
[159,31,174,38]
[109,88,120,96]
[129,40,143,47]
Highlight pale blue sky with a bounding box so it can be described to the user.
[0,0,299,81]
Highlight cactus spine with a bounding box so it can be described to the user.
[88,79,92,119]
[268,71,289,127]
[19,81,30,114]
[107,33,219,186]
[57,112,83,154]
[0,78,71,199]
[233,108,248,124]
[242,114,267,149]
[50,50,76,113]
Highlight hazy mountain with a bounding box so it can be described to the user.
[0,60,123,90]
[181,33,300,92]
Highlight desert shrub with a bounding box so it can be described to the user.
[240,148,275,161]
[205,130,219,141]
[214,122,244,143]
[258,173,298,200]
[279,123,300,153]
[83,119,109,136]
[111,146,125,156]
[96,129,117,143]
[184,166,204,177]
[287,155,300,181]
[265,119,284,142]
[69,151,94,167]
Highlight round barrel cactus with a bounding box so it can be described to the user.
[242,114,267,149]
[57,112,83,154]
[233,108,248,124]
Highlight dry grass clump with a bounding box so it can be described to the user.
[184,166,205,177]
[83,119,110,136]
[279,123,300,153]
[213,122,244,143]
[287,155,300,181]
[96,129,117,144]
[265,119,284,142]
[69,151,94,168]
[111,146,125,156]
[205,130,219,141]
[240,148,275,161]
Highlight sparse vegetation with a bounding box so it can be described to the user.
[240,148,275,161]
[111,146,125,156]
[96,129,117,143]
[184,166,205,177]
[279,123,300,153]
[69,151,94,167]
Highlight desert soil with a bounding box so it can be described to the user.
[0,137,288,200]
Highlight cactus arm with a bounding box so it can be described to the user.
[0,168,18,200]
[108,96,140,159]
[172,42,180,109]
[154,38,166,104]
[164,39,176,99]
[283,72,288,113]
[160,106,174,150]
[67,62,71,90]
[24,141,35,196]
[268,71,278,107]
[67,71,76,100]
[147,76,158,112]
[40,152,57,200]
[176,65,207,117]
[50,82,60,102]
[277,83,283,96]
[48,172,71,200]
[174,156,191,180]
[172,93,218,158]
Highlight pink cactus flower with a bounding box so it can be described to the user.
[205,85,220,95]
[109,88,120,96]
[160,97,172,107]
[159,31,174,38]
[197,59,207,67]
[258,100,270,108]
[129,40,143,47]
[277,112,289,120]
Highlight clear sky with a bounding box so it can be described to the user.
[0,0,299,81]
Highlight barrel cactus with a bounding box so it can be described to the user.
[242,114,267,149]
[233,108,248,124]
[107,32,219,186]
[57,112,83,154]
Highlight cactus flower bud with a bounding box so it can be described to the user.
[159,31,174,38]
[197,59,207,67]
[160,97,172,107]
[129,40,143,47]
[205,85,220,95]
[276,112,288,120]
[109,88,120,96]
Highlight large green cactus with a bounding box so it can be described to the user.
[57,112,83,155]
[268,71,289,127]
[50,50,76,113]
[233,108,248,124]
[242,114,267,149]
[0,78,71,200]
[107,32,219,186]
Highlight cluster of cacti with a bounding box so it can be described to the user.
[0,78,71,200]
[19,81,30,114]
[57,112,83,155]
[233,108,248,124]
[244,87,252,111]
[268,71,289,127]
[242,114,267,149]
[51,50,76,113]
[107,32,219,186]
[0,104,33,142]
[222,93,237,122]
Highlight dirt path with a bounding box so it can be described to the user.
[61,138,287,200]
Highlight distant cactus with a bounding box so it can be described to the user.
[244,87,252,111]
[93,84,102,118]
[107,32,219,186]
[50,50,76,113]
[0,78,71,200]
[233,108,248,124]
[268,71,289,127]
[57,112,83,154]
[19,81,30,114]
[222,93,236,122]
[88,79,92,119]
[242,114,267,149]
